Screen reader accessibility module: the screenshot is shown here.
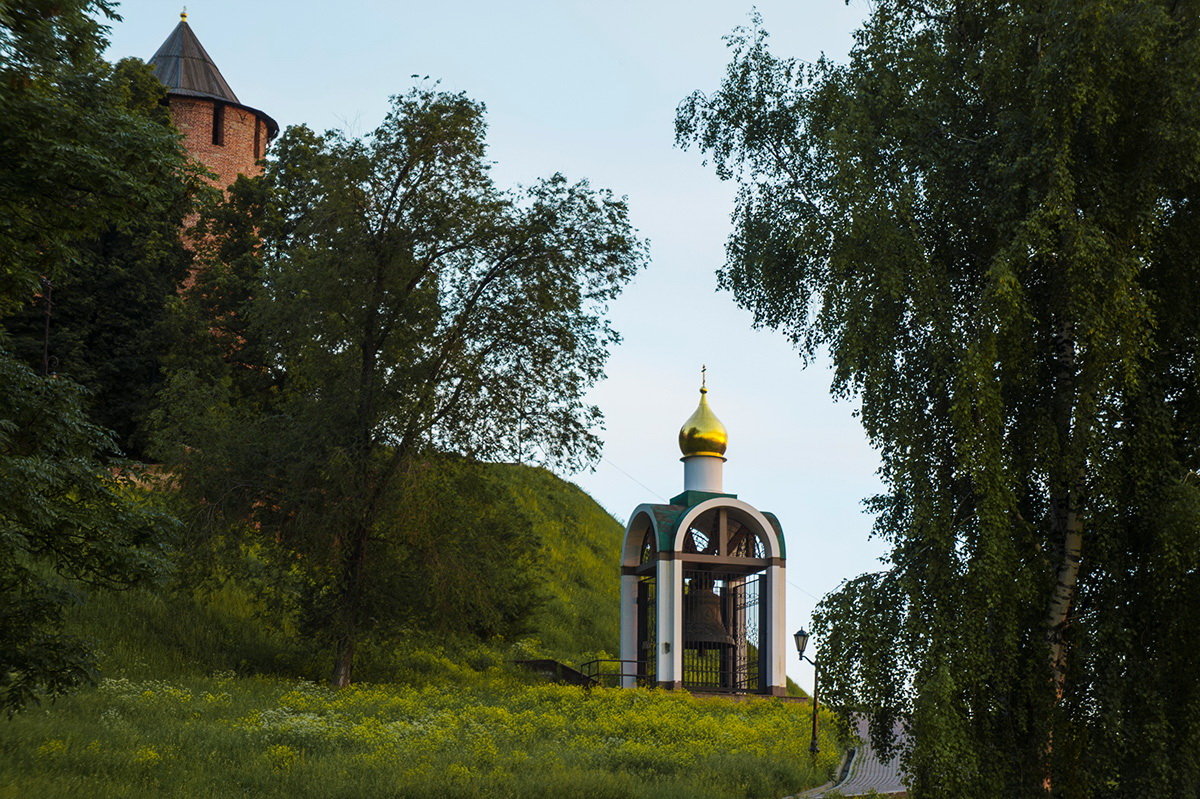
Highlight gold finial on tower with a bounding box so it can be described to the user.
[180,7,188,21]
[679,367,728,458]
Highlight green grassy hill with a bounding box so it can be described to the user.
[51,461,621,683]
[0,672,842,799]
[0,463,841,799]
[479,463,624,659]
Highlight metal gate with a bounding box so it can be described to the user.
[636,575,656,682]
[681,569,763,692]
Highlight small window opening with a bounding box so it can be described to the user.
[253,119,262,160]
[640,527,656,564]
[212,102,225,146]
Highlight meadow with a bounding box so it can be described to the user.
[0,667,842,798]
[0,465,845,798]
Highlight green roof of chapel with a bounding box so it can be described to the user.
[639,495,786,559]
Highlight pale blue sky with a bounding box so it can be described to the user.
[105,0,886,688]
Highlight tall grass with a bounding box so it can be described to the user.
[4,578,843,798]
[64,576,320,681]
[61,462,627,682]
[1,464,842,797]
[0,673,842,799]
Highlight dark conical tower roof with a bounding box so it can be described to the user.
[149,14,240,103]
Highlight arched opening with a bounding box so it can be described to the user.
[622,511,656,567]
[619,512,659,685]
[676,506,772,692]
[679,508,769,560]
[636,523,657,681]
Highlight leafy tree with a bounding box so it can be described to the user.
[0,356,174,715]
[153,87,646,686]
[0,0,186,712]
[1,0,199,458]
[1,54,197,458]
[0,2,194,316]
[678,3,1200,796]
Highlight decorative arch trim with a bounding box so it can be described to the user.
[622,506,662,567]
[671,497,785,560]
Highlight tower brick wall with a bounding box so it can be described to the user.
[169,96,269,188]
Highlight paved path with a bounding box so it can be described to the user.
[790,717,907,798]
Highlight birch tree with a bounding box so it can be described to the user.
[677,3,1200,795]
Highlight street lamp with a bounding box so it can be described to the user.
[794,629,810,660]
[794,628,819,755]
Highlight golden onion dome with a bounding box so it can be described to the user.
[678,384,728,458]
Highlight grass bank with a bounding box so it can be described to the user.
[1,463,843,797]
[0,670,842,798]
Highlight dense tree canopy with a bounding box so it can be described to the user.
[0,0,188,713]
[153,87,646,686]
[679,2,1200,796]
[0,356,175,715]
[1,1,197,457]
[0,1,194,315]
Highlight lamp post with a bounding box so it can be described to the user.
[794,628,819,755]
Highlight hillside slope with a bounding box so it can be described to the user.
[4,464,849,799]
[478,462,624,659]
[63,460,623,681]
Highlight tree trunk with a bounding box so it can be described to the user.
[330,525,369,688]
[1043,321,1083,791]
[1046,485,1082,696]
[332,630,357,688]
[332,274,382,689]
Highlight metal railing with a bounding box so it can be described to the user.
[579,659,651,688]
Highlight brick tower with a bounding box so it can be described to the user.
[149,12,278,188]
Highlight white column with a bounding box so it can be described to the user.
[682,455,725,492]
[766,562,788,693]
[619,573,638,688]
[656,557,684,687]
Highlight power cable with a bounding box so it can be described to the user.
[602,457,670,504]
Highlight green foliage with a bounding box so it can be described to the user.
[152,86,646,685]
[374,460,623,656]
[0,2,197,317]
[0,2,199,459]
[0,59,196,458]
[2,546,838,798]
[679,3,1200,796]
[476,463,624,658]
[0,675,842,799]
[2,185,195,457]
[0,355,177,715]
[0,0,190,714]
[48,461,619,687]
[361,458,546,643]
[59,567,321,682]
[1,59,194,453]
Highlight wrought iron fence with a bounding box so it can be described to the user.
[579,659,651,688]
[637,575,656,681]
[681,570,763,692]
